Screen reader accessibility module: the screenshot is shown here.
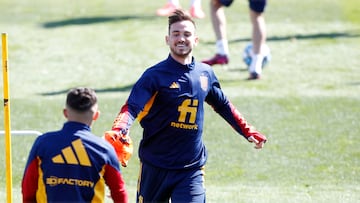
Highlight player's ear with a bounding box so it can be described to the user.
[93,110,100,121]
[165,35,169,45]
[63,108,68,118]
[194,36,199,46]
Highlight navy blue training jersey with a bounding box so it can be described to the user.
[131,55,217,169]
[22,121,128,202]
[113,55,262,169]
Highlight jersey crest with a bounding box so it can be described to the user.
[200,75,208,91]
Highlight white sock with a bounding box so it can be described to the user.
[249,54,264,74]
[169,0,180,6]
[190,0,201,7]
[215,39,229,56]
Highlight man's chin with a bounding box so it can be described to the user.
[174,50,191,58]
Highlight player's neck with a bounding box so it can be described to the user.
[170,53,193,65]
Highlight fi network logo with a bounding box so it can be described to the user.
[52,139,91,167]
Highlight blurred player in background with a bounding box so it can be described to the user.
[157,0,206,18]
[202,0,268,80]
[105,9,266,202]
[22,87,128,203]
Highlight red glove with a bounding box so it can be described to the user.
[104,130,133,167]
[247,134,267,149]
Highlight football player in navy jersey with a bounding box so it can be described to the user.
[22,87,128,203]
[108,9,266,203]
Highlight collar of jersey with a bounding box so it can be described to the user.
[167,54,195,70]
[62,121,91,132]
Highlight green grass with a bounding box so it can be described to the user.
[1,0,360,202]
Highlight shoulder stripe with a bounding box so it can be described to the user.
[137,92,158,122]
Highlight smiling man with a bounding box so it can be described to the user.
[105,9,267,203]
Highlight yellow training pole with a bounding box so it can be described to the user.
[2,33,13,203]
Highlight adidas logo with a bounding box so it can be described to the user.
[52,139,91,167]
[169,82,179,89]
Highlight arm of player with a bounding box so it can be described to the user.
[103,164,128,203]
[206,88,267,148]
[106,81,157,165]
[22,158,39,202]
[223,101,266,148]
[112,103,135,132]
[205,70,267,148]
[104,103,136,167]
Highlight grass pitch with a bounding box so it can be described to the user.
[0,0,359,202]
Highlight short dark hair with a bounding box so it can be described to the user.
[66,87,97,112]
[168,9,195,33]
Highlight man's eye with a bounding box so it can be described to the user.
[184,32,192,37]
[171,31,180,36]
